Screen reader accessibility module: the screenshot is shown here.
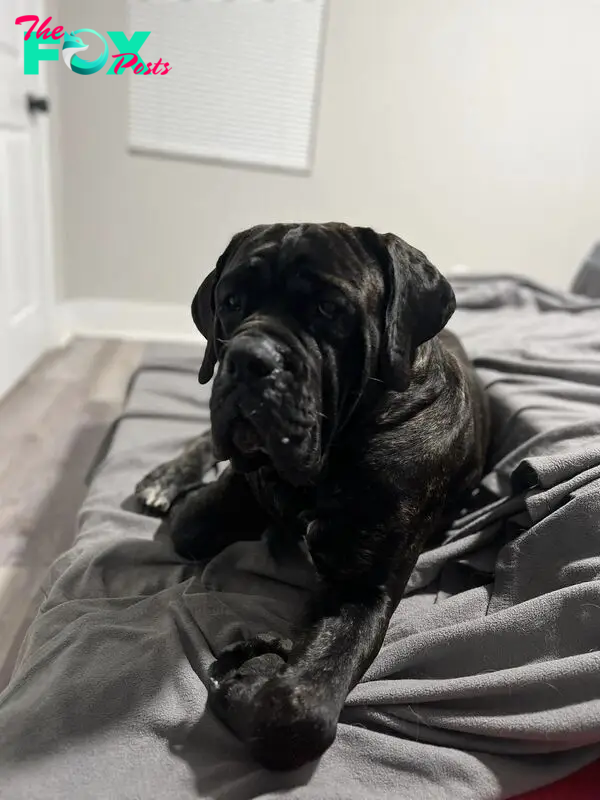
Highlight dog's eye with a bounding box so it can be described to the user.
[222,294,242,313]
[317,300,339,319]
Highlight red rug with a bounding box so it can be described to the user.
[512,760,600,799]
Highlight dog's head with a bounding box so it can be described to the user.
[193,223,455,486]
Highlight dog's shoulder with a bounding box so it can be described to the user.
[336,332,487,472]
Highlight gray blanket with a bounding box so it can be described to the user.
[1,277,600,800]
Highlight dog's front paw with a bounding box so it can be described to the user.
[207,636,336,770]
[248,679,337,771]
[208,634,293,740]
[135,461,191,514]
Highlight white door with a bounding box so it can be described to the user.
[0,0,55,401]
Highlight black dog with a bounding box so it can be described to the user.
[136,223,489,771]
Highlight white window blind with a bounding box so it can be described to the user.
[127,0,327,171]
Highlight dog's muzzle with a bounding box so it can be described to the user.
[210,332,322,485]
[222,335,283,455]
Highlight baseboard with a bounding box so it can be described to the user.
[57,299,201,344]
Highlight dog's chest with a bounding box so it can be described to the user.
[246,468,316,536]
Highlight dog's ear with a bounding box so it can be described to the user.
[192,241,238,384]
[356,228,455,391]
[192,227,267,383]
[192,267,221,384]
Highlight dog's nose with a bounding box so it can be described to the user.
[224,337,281,381]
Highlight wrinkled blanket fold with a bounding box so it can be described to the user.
[1,277,600,799]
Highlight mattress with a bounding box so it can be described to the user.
[1,277,600,799]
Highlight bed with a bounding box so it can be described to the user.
[0,274,599,799]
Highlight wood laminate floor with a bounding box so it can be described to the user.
[0,338,143,689]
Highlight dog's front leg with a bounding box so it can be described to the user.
[135,428,217,513]
[257,582,396,769]
[208,574,403,771]
[208,486,436,770]
[169,466,271,560]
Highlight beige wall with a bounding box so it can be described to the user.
[52,0,600,304]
